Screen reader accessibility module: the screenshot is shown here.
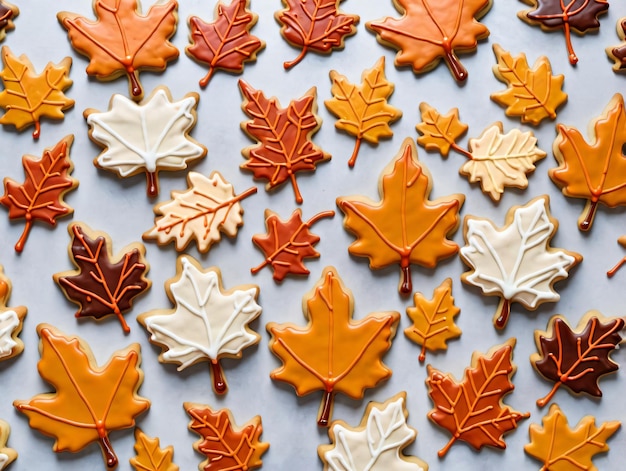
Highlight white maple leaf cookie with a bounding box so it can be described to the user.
[0,266,26,362]
[138,255,262,395]
[460,196,581,330]
[0,419,16,470]
[85,86,207,197]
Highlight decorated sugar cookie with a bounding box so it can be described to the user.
[460,195,581,329]
[0,420,16,470]
[138,255,262,395]
[130,428,178,471]
[85,86,207,197]
[0,1,18,42]
[0,266,26,362]
[14,324,150,470]
[607,18,626,73]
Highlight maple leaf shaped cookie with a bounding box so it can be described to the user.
[58,0,179,100]
[416,102,547,201]
[14,324,150,470]
[518,0,609,65]
[607,18,626,73]
[550,93,626,232]
[318,392,428,471]
[405,278,461,363]
[143,171,257,253]
[251,208,335,282]
[239,79,330,204]
[184,403,269,471]
[0,46,73,139]
[337,137,464,295]
[85,86,207,197]
[525,403,620,471]
[0,135,79,253]
[367,0,492,82]
[427,338,529,457]
[491,44,567,126]
[276,0,359,69]
[53,222,151,334]
[532,312,624,407]
[130,428,178,471]
[138,255,262,395]
[267,266,400,427]
[186,0,265,87]
[0,1,18,42]
[0,266,26,363]
[325,56,402,167]
[460,196,581,329]
[0,420,16,470]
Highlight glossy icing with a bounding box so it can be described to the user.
[460,195,581,329]
[131,428,178,471]
[13,324,150,469]
[138,255,261,395]
[367,0,492,81]
[58,0,179,99]
[319,392,428,471]
[267,266,400,426]
[607,18,626,72]
[143,171,257,253]
[337,138,464,295]
[0,267,25,361]
[85,86,206,197]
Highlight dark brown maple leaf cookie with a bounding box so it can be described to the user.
[0,1,18,42]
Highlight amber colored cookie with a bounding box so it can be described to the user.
[367,0,492,82]
[0,266,26,362]
[130,428,178,471]
[58,0,179,100]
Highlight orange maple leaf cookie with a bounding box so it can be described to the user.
[0,46,73,139]
[267,266,399,427]
[130,428,178,471]
[14,324,150,469]
[337,137,464,295]
[367,0,493,82]
[58,0,179,100]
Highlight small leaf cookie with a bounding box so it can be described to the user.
[607,18,626,73]
[0,1,18,42]
[337,137,464,295]
[325,56,402,167]
[532,312,624,407]
[525,403,620,471]
[130,428,178,471]
[138,255,262,395]
[53,222,151,334]
[318,392,428,471]
[14,324,150,470]
[0,419,16,470]
[490,44,567,126]
[460,196,582,329]
[184,403,269,471]
[143,171,257,253]
[0,266,26,362]
[0,46,73,139]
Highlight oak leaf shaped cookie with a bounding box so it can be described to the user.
[491,44,567,126]
[416,103,546,201]
[14,324,150,470]
[325,56,402,167]
[268,267,399,427]
[138,255,261,395]
[0,420,16,470]
[130,428,178,471]
[0,135,78,253]
[186,0,265,87]
[367,0,492,82]
[53,223,151,334]
[0,266,26,362]
[524,403,620,471]
[57,0,179,100]
[337,137,464,295]
[518,0,608,65]
[85,86,206,197]
[276,0,358,69]
[426,338,529,457]
[550,93,626,232]
[251,208,335,282]
[532,312,624,407]
[607,18,626,73]
[184,403,269,471]
[143,171,257,253]
[0,46,73,139]
[405,278,460,363]
[0,1,17,42]
[318,392,428,471]
[460,196,581,329]
[239,79,330,204]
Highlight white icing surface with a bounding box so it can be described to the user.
[0,310,19,359]
[0,453,8,470]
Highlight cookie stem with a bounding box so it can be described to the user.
[127,70,142,98]
[400,264,412,295]
[608,257,626,277]
[210,359,227,395]
[146,171,159,198]
[348,138,362,167]
[579,200,598,231]
[494,298,510,329]
[15,219,32,253]
[317,390,334,427]
[284,46,308,69]
[536,382,561,408]
[563,22,578,65]
[443,48,467,82]
[98,432,118,469]
[199,67,215,88]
